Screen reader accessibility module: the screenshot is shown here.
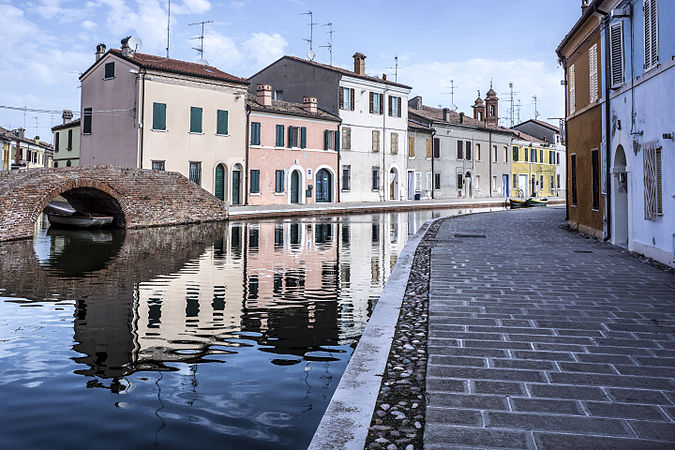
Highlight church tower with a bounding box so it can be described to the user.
[485,83,499,126]
[472,90,485,122]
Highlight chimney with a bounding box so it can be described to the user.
[443,108,451,122]
[13,128,25,139]
[382,73,387,81]
[581,0,590,14]
[409,96,423,110]
[62,110,73,125]
[353,52,366,75]
[121,36,131,57]
[303,97,317,114]
[96,43,106,60]
[256,84,273,107]
[459,112,465,124]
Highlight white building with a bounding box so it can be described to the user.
[79,39,248,202]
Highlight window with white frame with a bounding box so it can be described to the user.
[589,43,598,103]
[610,21,624,87]
[426,172,432,191]
[415,172,421,192]
[342,165,351,191]
[569,64,576,114]
[643,143,662,220]
[643,0,659,71]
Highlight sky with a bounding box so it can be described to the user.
[0,0,584,142]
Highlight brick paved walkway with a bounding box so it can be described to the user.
[424,207,675,448]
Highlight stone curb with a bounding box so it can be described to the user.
[308,216,443,450]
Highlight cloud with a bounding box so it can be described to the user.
[96,0,170,54]
[241,32,288,71]
[35,0,63,19]
[202,31,244,69]
[180,0,211,14]
[81,20,97,30]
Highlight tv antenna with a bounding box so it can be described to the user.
[508,82,520,127]
[517,98,522,124]
[532,95,540,120]
[301,11,317,61]
[166,0,171,58]
[386,56,402,82]
[34,116,38,137]
[127,36,143,53]
[443,80,458,110]
[320,22,334,65]
[189,20,213,64]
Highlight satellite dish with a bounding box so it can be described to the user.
[307,50,316,61]
[196,58,209,66]
[127,36,143,52]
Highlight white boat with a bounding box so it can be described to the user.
[47,212,114,229]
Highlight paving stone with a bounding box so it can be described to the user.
[510,398,583,415]
[558,362,617,374]
[606,388,673,405]
[425,408,483,426]
[528,384,609,401]
[474,380,526,395]
[428,366,545,383]
[548,372,675,390]
[427,393,508,410]
[629,421,675,441]
[425,425,528,448]
[575,353,636,365]
[585,401,667,420]
[485,411,630,436]
[533,432,669,449]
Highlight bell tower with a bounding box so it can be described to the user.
[485,82,499,126]
[472,90,485,122]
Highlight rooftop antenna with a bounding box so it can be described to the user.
[320,22,334,65]
[517,98,522,124]
[442,80,458,111]
[189,20,213,64]
[33,116,38,137]
[386,56,402,82]
[508,82,519,128]
[166,0,171,58]
[301,11,317,61]
[532,95,540,120]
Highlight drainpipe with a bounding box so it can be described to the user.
[488,130,493,198]
[382,88,387,202]
[139,69,146,169]
[430,125,436,199]
[562,60,570,220]
[601,10,612,241]
[337,123,341,203]
[244,106,250,206]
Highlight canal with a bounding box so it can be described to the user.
[0,207,500,448]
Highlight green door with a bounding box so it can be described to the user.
[215,164,225,201]
[316,169,331,202]
[232,170,241,205]
[291,171,300,203]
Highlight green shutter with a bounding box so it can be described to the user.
[288,126,294,148]
[217,110,228,135]
[153,103,166,130]
[300,127,307,149]
[190,107,202,133]
[324,130,329,150]
[276,125,284,146]
[335,128,339,150]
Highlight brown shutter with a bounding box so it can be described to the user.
[350,88,355,111]
[397,97,401,117]
[388,96,392,116]
[426,138,432,158]
[369,92,374,114]
[339,87,344,109]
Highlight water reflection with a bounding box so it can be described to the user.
[0,207,501,448]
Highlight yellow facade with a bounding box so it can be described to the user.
[510,142,558,198]
[2,142,10,171]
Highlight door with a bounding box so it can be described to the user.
[215,164,225,201]
[518,174,528,197]
[407,171,415,200]
[389,168,398,200]
[502,174,509,197]
[291,170,300,203]
[315,169,332,202]
[531,174,536,197]
[232,170,241,205]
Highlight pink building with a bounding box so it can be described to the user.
[247,85,340,205]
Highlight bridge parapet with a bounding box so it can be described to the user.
[0,165,227,242]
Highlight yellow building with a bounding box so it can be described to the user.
[510,137,559,198]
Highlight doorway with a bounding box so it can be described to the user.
[215,164,226,201]
[502,174,509,197]
[407,171,415,200]
[613,145,628,246]
[291,170,300,203]
[389,168,399,200]
[519,174,528,197]
[232,166,241,205]
[315,168,332,202]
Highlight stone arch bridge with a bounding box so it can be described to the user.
[0,166,227,242]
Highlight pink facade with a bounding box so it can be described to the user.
[247,107,339,205]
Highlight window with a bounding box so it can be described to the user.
[456,174,463,189]
[83,108,92,133]
[152,160,165,171]
[390,132,398,154]
[217,110,229,135]
[513,173,517,189]
[104,62,115,79]
[539,149,544,163]
[276,125,284,146]
[426,138,432,158]
[457,140,464,159]
[190,107,202,133]
[476,143,481,160]
[250,122,261,145]
[66,160,71,167]
[531,148,537,163]
[415,171,421,191]
[557,174,561,188]
[540,175,544,192]
[275,169,284,193]
[189,161,202,186]
[589,43,598,103]
[53,161,58,168]
[433,138,440,158]
[549,151,555,164]
[426,172,432,190]
[493,176,497,191]
[512,145,519,161]
[372,167,380,190]
[372,130,380,153]
[610,22,624,87]
[643,0,659,71]
[340,87,355,110]
[250,169,260,193]
[557,152,560,165]
[569,64,576,114]
[67,129,73,150]
[465,141,472,160]
[288,126,306,148]
[342,165,351,191]
[342,127,351,150]
[408,136,415,157]
[369,92,383,114]
[274,90,283,100]
[153,102,166,130]
[493,145,497,162]
[644,144,662,220]
[434,173,441,189]
[55,133,59,152]
[550,175,555,191]
[476,175,480,190]
[324,130,337,150]
[525,147,529,161]
[591,149,600,210]
[388,96,401,117]
[571,154,577,205]
[504,146,508,162]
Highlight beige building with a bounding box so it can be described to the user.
[0,126,53,170]
[79,39,249,202]
[51,110,80,168]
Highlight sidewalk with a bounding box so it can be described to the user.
[424,207,675,448]
[228,197,554,220]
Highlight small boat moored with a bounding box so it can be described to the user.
[47,211,114,229]
[509,198,528,209]
[526,197,549,207]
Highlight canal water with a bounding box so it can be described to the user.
[0,207,500,448]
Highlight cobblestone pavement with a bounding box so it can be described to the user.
[425,207,675,448]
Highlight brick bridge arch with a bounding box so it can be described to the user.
[0,165,227,242]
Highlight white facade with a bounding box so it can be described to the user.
[338,76,410,203]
